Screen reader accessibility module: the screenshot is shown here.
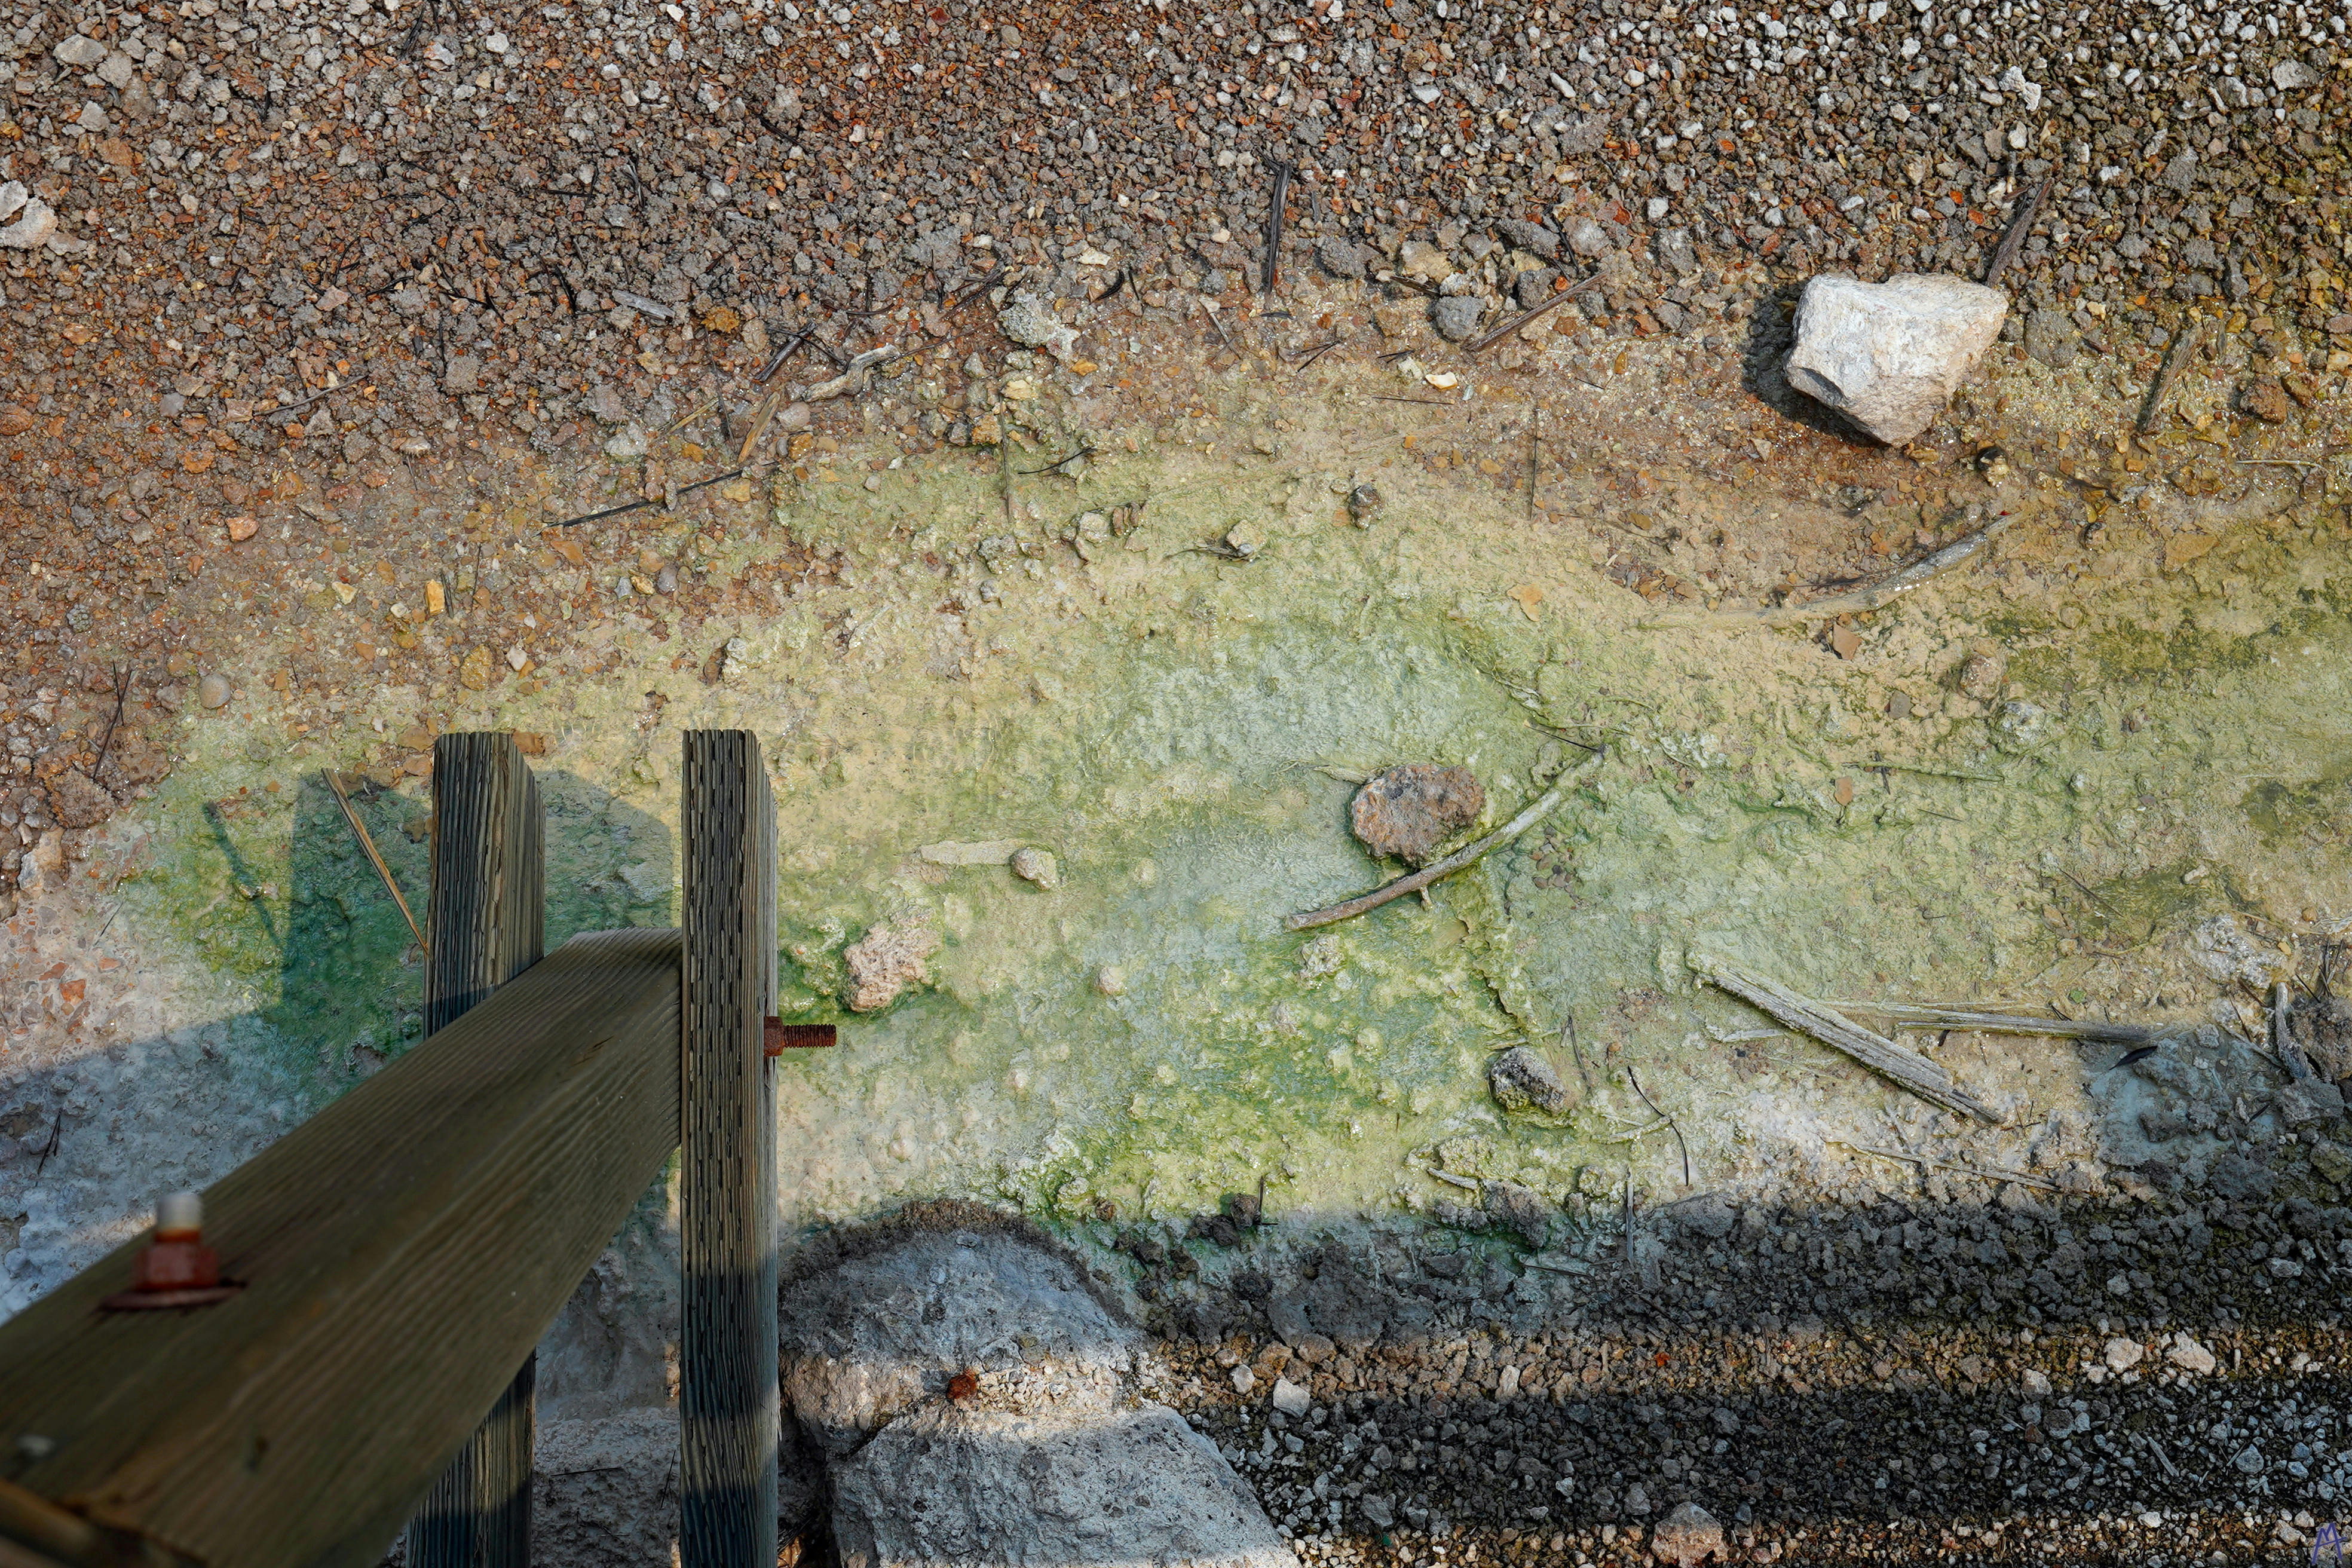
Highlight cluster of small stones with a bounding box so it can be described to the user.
[0,0,2341,826]
[1105,1157,2352,1562]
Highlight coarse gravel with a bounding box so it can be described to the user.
[0,0,2342,850]
[1112,1154,2352,1566]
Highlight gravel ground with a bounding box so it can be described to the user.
[1115,1159,2352,1566]
[1,0,2344,850]
[3,3,2348,1555]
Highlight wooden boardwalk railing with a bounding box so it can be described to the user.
[0,731,786,1568]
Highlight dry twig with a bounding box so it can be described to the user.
[1982,177,2051,286]
[1626,1064,1692,1187]
[1285,764,1591,930]
[323,768,425,950]
[1691,953,2002,1122]
[1463,271,1602,354]
[2136,320,2205,435]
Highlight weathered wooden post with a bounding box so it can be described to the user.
[408,733,546,1568]
[679,731,780,1568]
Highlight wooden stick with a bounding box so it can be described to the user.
[2136,320,2204,434]
[1462,271,1601,354]
[1260,158,1290,296]
[1684,512,2020,626]
[1829,1140,2057,1191]
[1982,176,2050,287]
[1690,953,2003,1122]
[1829,1001,2163,1045]
[1527,403,1541,519]
[408,734,546,1568]
[2274,981,2316,1082]
[679,733,780,1568]
[322,768,425,951]
[1285,776,1579,931]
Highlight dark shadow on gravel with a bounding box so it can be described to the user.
[1122,1183,2351,1553]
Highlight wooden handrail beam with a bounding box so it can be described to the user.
[0,929,684,1568]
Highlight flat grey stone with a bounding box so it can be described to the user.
[832,1402,1297,1568]
[780,1231,1133,1459]
[1432,293,1485,341]
[2023,307,2079,369]
[1783,272,2010,445]
[1488,1044,1575,1114]
[1494,218,1559,259]
[1314,237,1368,280]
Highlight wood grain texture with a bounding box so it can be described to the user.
[0,928,684,1568]
[679,732,780,1568]
[411,734,549,1568]
[1690,952,2002,1123]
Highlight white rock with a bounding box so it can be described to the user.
[0,182,25,223]
[1230,1362,1257,1395]
[1270,1376,1311,1416]
[2022,1367,2053,1397]
[53,33,106,65]
[832,1402,1298,1568]
[0,199,59,252]
[2273,59,2322,90]
[2167,1333,2217,1375]
[1009,846,1060,890]
[99,53,135,89]
[1650,1502,1727,1567]
[75,102,109,133]
[1783,272,2010,445]
[2103,1337,2145,1373]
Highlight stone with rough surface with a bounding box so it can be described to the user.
[1350,765,1484,865]
[1432,295,1485,342]
[841,917,942,1012]
[2166,1333,2217,1375]
[1488,1044,1577,1115]
[831,1402,1297,1568]
[1649,1501,1725,1565]
[779,1230,1133,1458]
[1783,273,2009,445]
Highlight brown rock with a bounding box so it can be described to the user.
[224,516,258,542]
[0,405,30,437]
[2241,376,2293,424]
[1350,764,1484,864]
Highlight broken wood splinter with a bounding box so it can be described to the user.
[1690,953,2002,1123]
